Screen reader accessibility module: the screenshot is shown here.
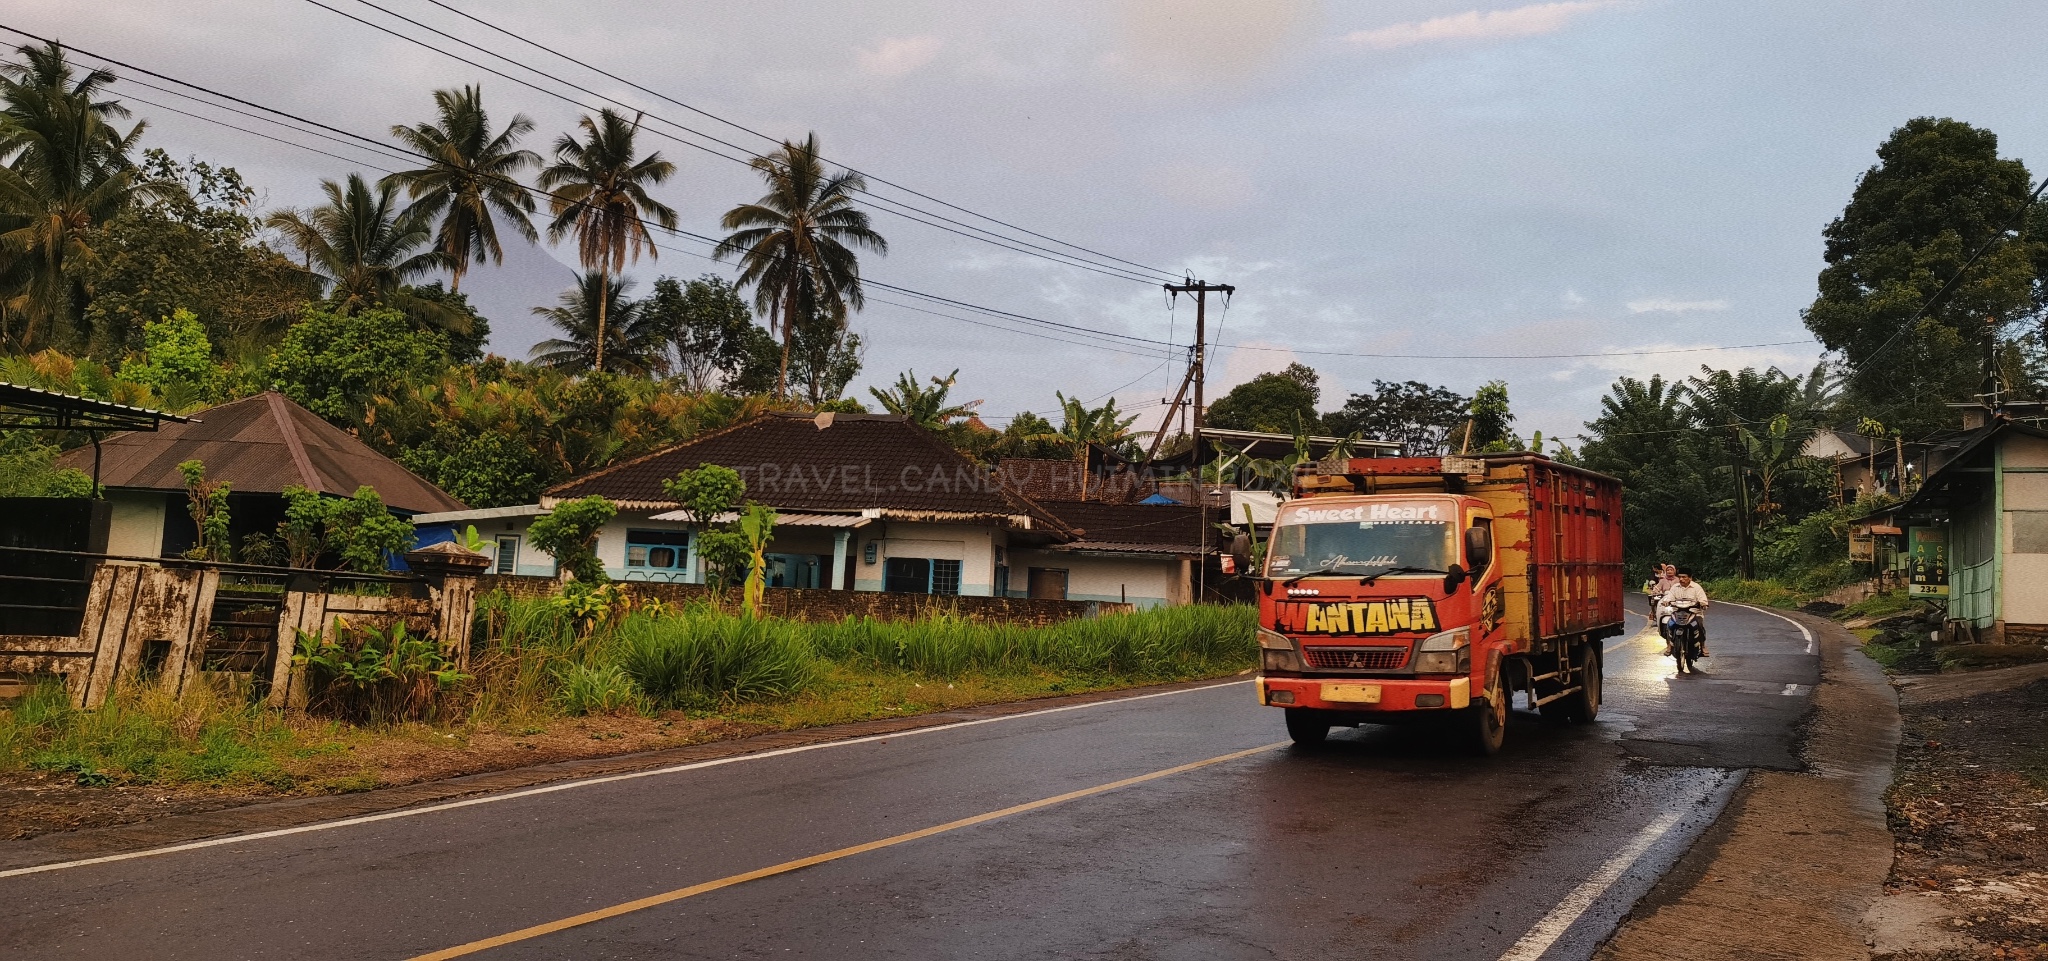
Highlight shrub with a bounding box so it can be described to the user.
[529,495,616,583]
[555,663,643,716]
[292,619,470,723]
[615,612,814,709]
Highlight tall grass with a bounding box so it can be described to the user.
[0,679,298,787]
[615,613,815,709]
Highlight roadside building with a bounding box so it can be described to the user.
[1009,499,1205,607]
[1887,415,2048,644]
[489,412,1075,593]
[54,391,464,560]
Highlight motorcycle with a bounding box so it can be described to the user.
[1664,599,1705,674]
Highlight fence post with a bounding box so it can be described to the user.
[404,543,492,669]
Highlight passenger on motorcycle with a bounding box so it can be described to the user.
[1658,569,1711,657]
[1644,563,1680,631]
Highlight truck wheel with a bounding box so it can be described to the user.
[1560,644,1601,723]
[1284,709,1330,746]
[1468,683,1507,756]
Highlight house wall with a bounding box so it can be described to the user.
[2002,434,2048,626]
[853,522,1002,596]
[1006,549,1189,608]
[104,490,166,559]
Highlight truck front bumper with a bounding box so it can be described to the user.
[1257,674,1471,712]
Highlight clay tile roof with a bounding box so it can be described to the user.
[993,457,1152,504]
[55,391,465,514]
[544,412,1066,529]
[1037,501,1209,554]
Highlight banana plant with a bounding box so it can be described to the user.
[738,503,779,617]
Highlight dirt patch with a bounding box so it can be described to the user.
[0,713,768,841]
[1877,677,2048,960]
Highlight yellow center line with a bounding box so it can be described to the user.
[408,741,1289,960]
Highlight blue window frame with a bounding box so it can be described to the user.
[625,529,690,575]
[883,557,962,595]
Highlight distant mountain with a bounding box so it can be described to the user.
[433,239,581,361]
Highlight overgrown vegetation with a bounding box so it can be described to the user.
[0,596,1255,792]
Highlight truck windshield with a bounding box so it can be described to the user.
[1264,501,1454,578]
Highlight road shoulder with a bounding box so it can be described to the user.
[1596,609,1900,961]
[0,675,1246,873]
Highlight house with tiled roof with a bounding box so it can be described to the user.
[1012,500,1206,607]
[427,412,1074,595]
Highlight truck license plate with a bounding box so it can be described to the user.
[1322,683,1382,704]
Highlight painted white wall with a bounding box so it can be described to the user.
[1007,548,1188,608]
[105,490,166,558]
[853,522,1000,595]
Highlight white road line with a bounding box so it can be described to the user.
[1498,810,1688,961]
[1723,601,1817,654]
[1783,683,1808,696]
[0,679,1252,881]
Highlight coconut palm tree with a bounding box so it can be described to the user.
[869,368,978,430]
[387,85,540,293]
[263,173,459,330]
[0,40,160,348]
[713,132,886,398]
[536,109,677,374]
[529,271,668,377]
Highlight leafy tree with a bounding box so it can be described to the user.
[269,303,447,423]
[400,281,490,364]
[869,368,978,430]
[0,40,165,349]
[528,494,617,582]
[387,85,540,293]
[713,132,886,397]
[529,272,668,377]
[0,434,90,497]
[323,486,413,574]
[177,459,231,561]
[1804,117,2048,435]
[1324,380,1470,456]
[786,302,863,406]
[79,150,310,353]
[396,429,545,509]
[989,410,1064,460]
[1032,392,1145,458]
[1206,362,1321,434]
[279,485,327,568]
[538,108,677,374]
[1466,380,1519,452]
[645,274,755,392]
[662,464,749,587]
[115,308,214,406]
[263,173,466,336]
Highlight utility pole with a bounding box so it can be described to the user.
[1730,423,1754,580]
[1165,278,1234,602]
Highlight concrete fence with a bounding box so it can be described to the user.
[0,544,488,708]
[475,575,1135,626]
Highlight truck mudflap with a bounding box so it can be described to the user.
[1258,674,1472,712]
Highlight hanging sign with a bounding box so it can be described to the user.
[1906,527,1949,598]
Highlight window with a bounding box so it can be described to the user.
[493,535,520,575]
[766,553,826,589]
[625,529,691,573]
[884,557,931,593]
[932,559,962,595]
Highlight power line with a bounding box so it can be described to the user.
[410,0,1182,281]
[1218,340,1816,360]
[1,25,1189,359]
[293,0,1173,286]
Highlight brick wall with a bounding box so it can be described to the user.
[475,575,1134,626]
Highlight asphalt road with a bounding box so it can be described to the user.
[2,600,1820,961]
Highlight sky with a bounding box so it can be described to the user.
[15,0,2048,444]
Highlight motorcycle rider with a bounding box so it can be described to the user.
[1658,568,1711,657]
[1646,563,1680,636]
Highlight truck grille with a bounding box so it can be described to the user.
[1303,646,1408,671]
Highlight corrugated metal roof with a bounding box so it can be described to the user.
[55,392,466,514]
[646,510,871,528]
[0,382,192,432]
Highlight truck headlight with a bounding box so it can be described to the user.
[1414,627,1471,674]
[1257,628,1303,672]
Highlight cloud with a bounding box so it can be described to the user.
[1626,297,1731,314]
[1341,1,1621,50]
[1113,0,1318,89]
[858,35,944,77]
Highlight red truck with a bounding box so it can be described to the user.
[1242,453,1625,754]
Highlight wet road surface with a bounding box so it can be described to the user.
[2,601,1818,960]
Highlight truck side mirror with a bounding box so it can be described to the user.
[1442,563,1468,594]
[1227,532,1252,575]
[1464,526,1493,574]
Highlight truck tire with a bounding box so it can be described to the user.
[1284,709,1330,746]
[1558,644,1601,723]
[1468,682,1507,756]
